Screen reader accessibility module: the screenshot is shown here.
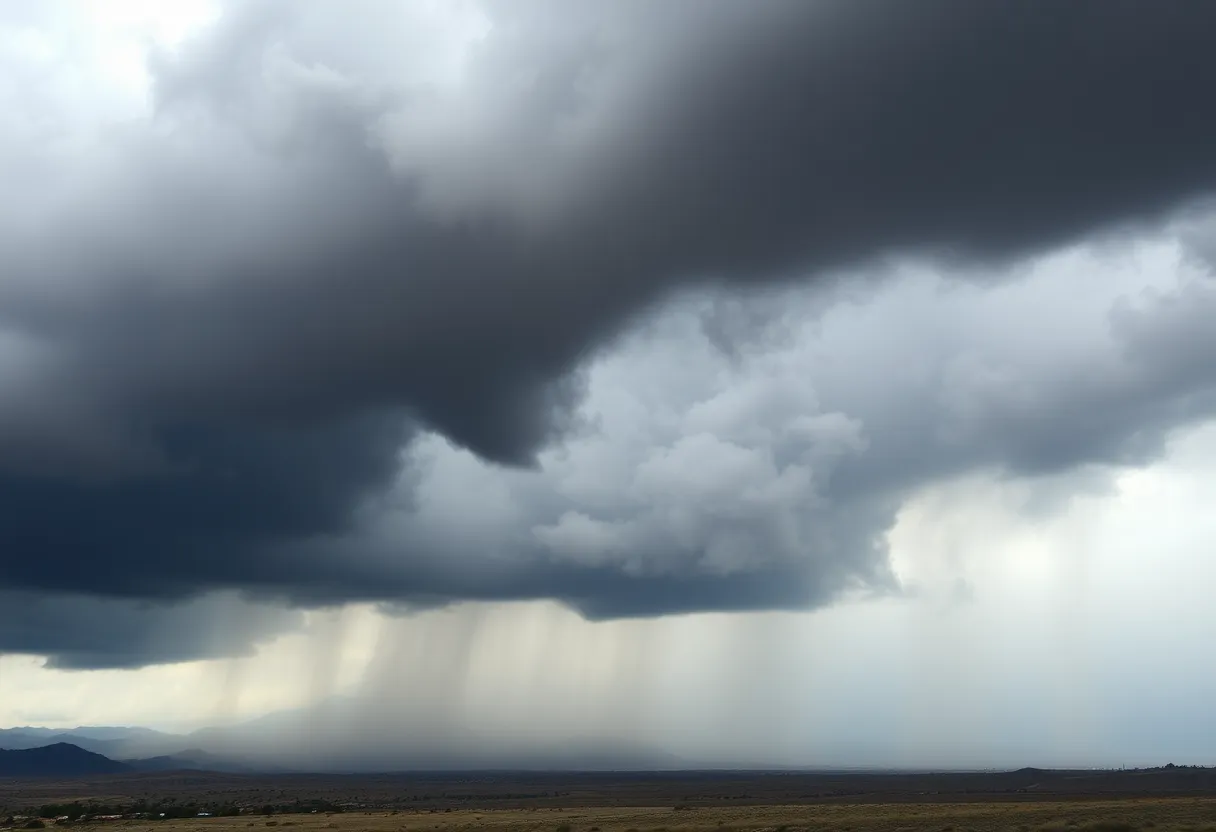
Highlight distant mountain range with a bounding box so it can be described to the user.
[0,703,694,776]
[0,727,178,758]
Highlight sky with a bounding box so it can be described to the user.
[2,0,1216,769]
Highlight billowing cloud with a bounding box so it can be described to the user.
[3,0,1216,667]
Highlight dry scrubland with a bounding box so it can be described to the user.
[21,800,1216,832]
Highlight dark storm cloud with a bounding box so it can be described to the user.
[0,592,302,669]
[4,0,1216,665]
[0,413,410,598]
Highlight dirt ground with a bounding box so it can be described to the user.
[13,799,1216,832]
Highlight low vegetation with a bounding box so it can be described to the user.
[4,799,1216,832]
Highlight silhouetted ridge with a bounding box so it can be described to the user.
[0,743,132,777]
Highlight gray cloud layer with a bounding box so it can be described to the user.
[4,0,1216,666]
[0,592,303,670]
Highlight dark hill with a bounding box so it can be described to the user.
[124,749,258,774]
[0,743,132,777]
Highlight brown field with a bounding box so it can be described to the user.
[5,769,1216,832]
[9,799,1216,832]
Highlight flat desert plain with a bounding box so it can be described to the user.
[8,799,1216,832]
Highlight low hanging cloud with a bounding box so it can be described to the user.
[3,0,1216,667]
[0,591,304,670]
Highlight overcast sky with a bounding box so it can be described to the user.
[3,0,1216,769]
